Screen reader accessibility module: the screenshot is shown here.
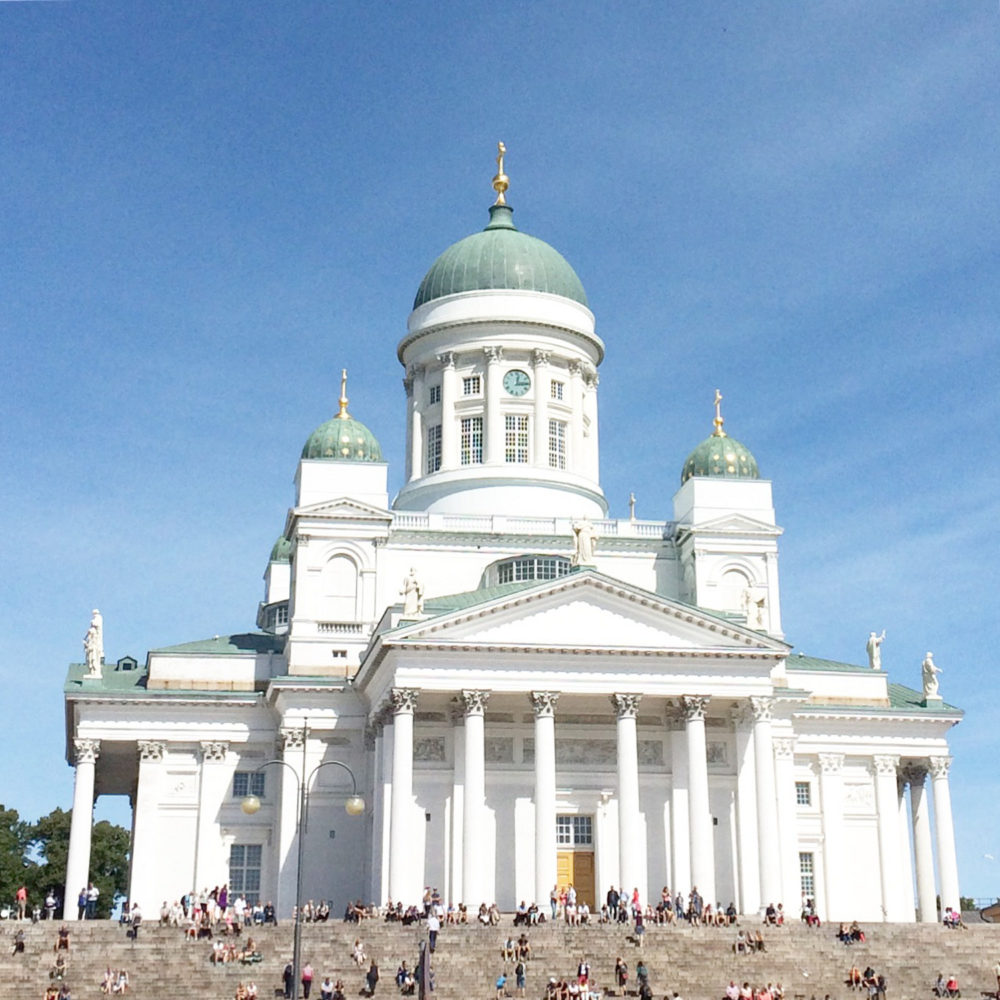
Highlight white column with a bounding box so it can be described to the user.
[871,755,902,920]
[438,352,457,469]
[817,754,844,921]
[484,347,504,465]
[897,775,916,920]
[65,739,100,921]
[731,706,759,916]
[403,372,414,481]
[928,756,960,916]
[669,714,690,891]
[683,695,715,905]
[568,360,584,471]
[194,741,230,891]
[530,692,558,908]
[772,737,799,911]
[612,693,642,897]
[763,552,782,636]
[276,728,304,916]
[749,697,782,908]
[461,690,490,905]
[532,350,550,470]
[906,764,937,922]
[129,741,168,911]
[388,688,418,904]
[449,703,466,906]
[408,364,425,481]
[583,368,600,481]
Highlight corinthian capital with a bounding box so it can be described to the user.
[200,741,229,763]
[818,752,844,775]
[460,690,490,717]
[280,728,305,753]
[531,349,551,367]
[871,754,900,777]
[749,696,774,722]
[772,737,796,760]
[927,756,952,779]
[389,688,420,715]
[436,351,455,369]
[529,691,559,718]
[484,346,504,364]
[611,693,642,719]
[680,695,710,722]
[73,738,100,765]
[138,740,166,762]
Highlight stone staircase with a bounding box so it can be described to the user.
[0,918,997,1000]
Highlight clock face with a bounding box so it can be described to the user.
[503,369,531,396]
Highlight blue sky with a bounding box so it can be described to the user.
[2,2,997,896]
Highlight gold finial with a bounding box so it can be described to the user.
[712,389,727,437]
[492,141,509,205]
[336,368,350,419]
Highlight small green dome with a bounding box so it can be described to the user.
[681,433,760,484]
[269,535,293,562]
[414,204,588,310]
[302,415,383,463]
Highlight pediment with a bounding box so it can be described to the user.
[682,513,782,536]
[293,497,393,522]
[390,572,786,656]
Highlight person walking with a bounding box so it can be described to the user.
[283,961,294,999]
[301,961,314,999]
[366,960,379,996]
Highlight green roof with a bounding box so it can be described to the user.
[414,204,588,309]
[682,432,759,484]
[302,414,383,463]
[422,580,542,615]
[65,659,148,693]
[150,632,284,656]
[270,534,293,562]
[887,682,961,713]
[786,653,870,672]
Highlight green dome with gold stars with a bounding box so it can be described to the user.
[681,390,760,484]
[301,370,384,463]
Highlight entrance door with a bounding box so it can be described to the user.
[556,815,596,908]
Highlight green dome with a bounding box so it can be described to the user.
[681,433,760,484]
[302,415,383,463]
[269,535,293,562]
[414,204,589,309]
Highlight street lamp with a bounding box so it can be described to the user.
[241,724,365,1000]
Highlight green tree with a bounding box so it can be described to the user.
[0,804,34,906]
[28,808,130,919]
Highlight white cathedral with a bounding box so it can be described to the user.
[64,151,961,924]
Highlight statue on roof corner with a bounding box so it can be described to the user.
[571,519,598,567]
[866,629,886,670]
[922,651,942,700]
[84,608,104,678]
[401,568,424,616]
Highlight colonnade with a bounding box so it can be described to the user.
[376,688,790,913]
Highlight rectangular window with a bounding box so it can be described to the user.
[504,414,529,464]
[229,844,262,905]
[799,851,815,898]
[795,781,812,807]
[426,424,441,473]
[428,385,441,405]
[232,771,266,800]
[460,416,483,465]
[548,420,566,469]
[462,375,481,396]
[556,814,593,847]
[550,380,564,400]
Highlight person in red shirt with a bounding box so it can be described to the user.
[16,886,27,921]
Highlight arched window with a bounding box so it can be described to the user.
[718,568,750,613]
[325,555,359,621]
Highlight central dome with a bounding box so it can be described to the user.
[413,204,589,310]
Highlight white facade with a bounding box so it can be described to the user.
[64,184,961,925]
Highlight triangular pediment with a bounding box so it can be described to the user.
[681,513,782,536]
[387,571,787,656]
[293,497,393,521]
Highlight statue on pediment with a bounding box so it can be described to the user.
[84,609,103,677]
[922,651,942,700]
[401,568,424,616]
[571,519,598,567]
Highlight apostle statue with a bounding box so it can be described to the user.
[83,608,104,678]
[571,519,598,567]
[866,629,886,670]
[400,568,424,616]
[922,651,942,700]
[741,586,766,629]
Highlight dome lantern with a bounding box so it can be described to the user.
[681,390,760,484]
[301,369,383,463]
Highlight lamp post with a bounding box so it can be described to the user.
[242,724,364,1000]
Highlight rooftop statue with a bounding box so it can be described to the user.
[401,568,424,616]
[866,630,886,670]
[922,651,942,700]
[84,609,103,678]
[571,519,598,567]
